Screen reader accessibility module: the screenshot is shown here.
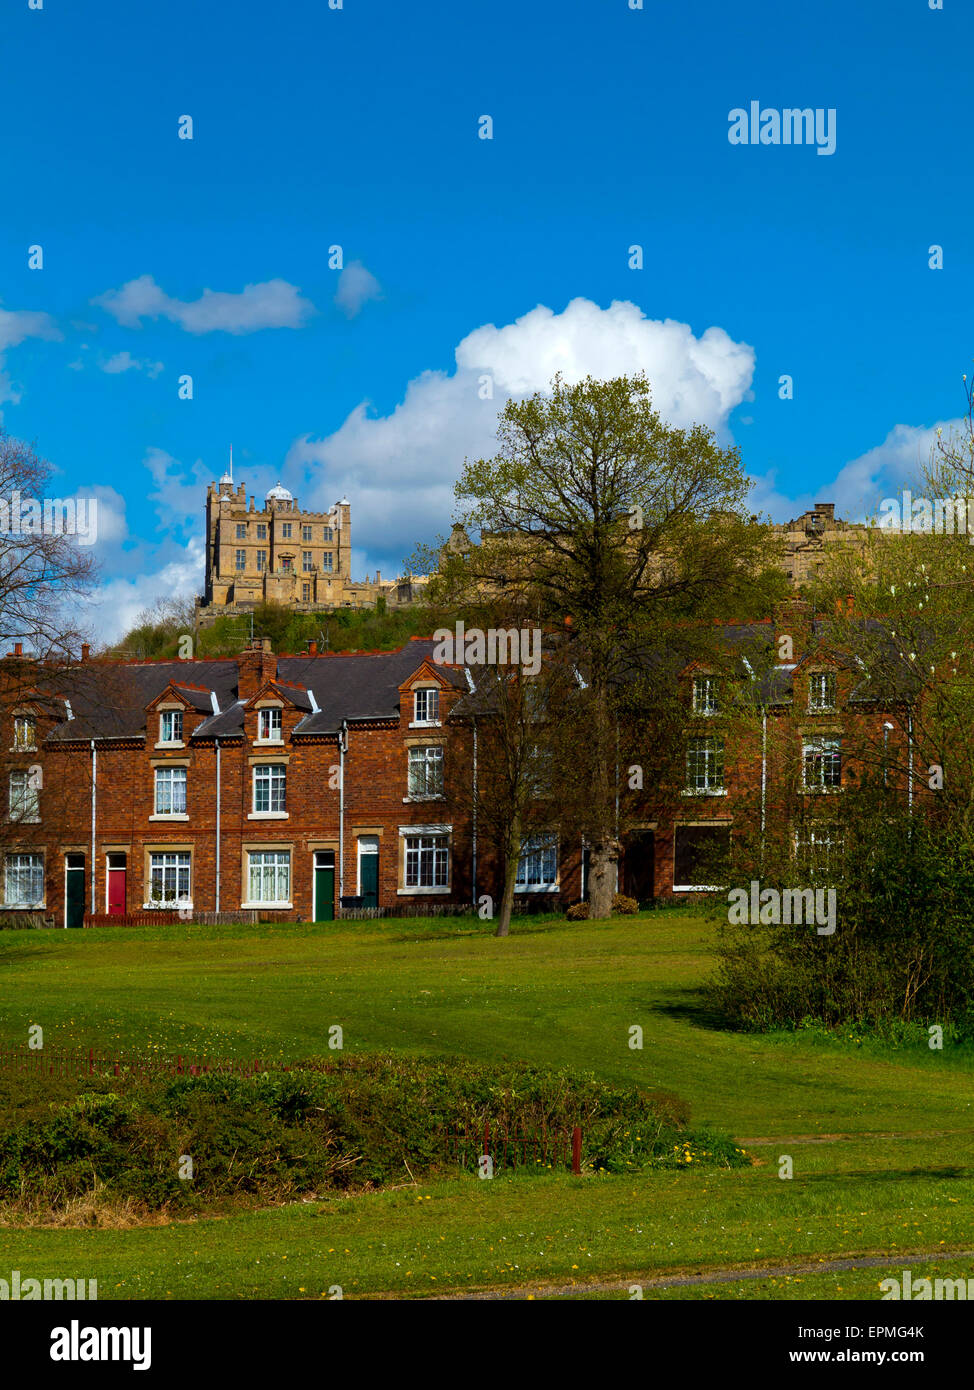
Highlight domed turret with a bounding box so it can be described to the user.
[266,481,294,508]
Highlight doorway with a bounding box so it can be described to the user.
[357,835,379,909]
[622,830,655,908]
[64,854,85,928]
[313,851,335,922]
[107,853,127,916]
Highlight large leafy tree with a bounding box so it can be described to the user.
[431,373,785,919]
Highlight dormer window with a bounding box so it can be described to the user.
[692,676,718,716]
[413,688,439,725]
[12,716,36,752]
[258,708,283,742]
[808,672,836,712]
[159,710,183,745]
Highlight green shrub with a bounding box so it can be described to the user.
[612,894,639,915]
[566,902,589,921]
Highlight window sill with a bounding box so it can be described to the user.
[397,885,451,896]
[154,742,185,751]
[247,811,289,820]
[255,739,285,747]
[241,901,292,909]
[409,721,442,730]
[143,902,193,911]
[402,795,445,803]
[673,884,726,892]
[802,787,842,795]
[149,813,189,821]
[3,902,45,910]
[9,747,37,755]
[514,884,559,893]
[6,816,40,824]
[681,789,727,797]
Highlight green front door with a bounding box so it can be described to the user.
[314,852,334,922]
[65,855,85,928]
[359,844,378,909]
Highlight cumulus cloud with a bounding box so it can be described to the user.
[334,261,382,319]
[283,296,756,572]
[92,274,315,334]
[101,350,164,378]
[748,419,964,525]
[83,535,206,644]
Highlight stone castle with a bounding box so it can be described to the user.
[195,466,425,628]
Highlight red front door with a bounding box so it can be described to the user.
[107,857,127,915]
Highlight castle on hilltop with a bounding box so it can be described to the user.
[195,464,425,628]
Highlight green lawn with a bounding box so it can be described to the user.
[1,909,973,1299]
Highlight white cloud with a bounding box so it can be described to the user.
[101,350,164,378]
[93,274,315,334]
[83,535,205,644]
[283,296,756,571]
[334,261,382,319]
[0,303,60,412]
[748,419,964,525]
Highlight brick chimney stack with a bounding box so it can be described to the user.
[80,643,90,662]
[238,637,277,700]
[773,596,814,662]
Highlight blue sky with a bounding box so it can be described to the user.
[0,0,969,638]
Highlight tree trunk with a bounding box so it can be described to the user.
[495,814,522,937]
[587,839,619,920]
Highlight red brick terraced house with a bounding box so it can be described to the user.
[0,603,917,926]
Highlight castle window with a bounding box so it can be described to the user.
[323,527,333,542]
[281,523,292,539]
[154,765,187,815]
[302,525,312,542]
[301,583,311,601]
[322,552,333,573]
[281,556,293,573]
[302,551,313,572]
[256,550,267,572]
[236,524,247,539]
[808,672,836,712]
[159,710,183,745]
[235,550,246,570]
[257,524,267,540]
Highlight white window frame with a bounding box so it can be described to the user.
[4,852,44,907]
[158,710,184,746]
[146,851,191,909]
[244,850,292,907]
[257,707,283,743]
[407,745,444,799]
[515,833,559,891]
[322,551,334,573]
[807,671,837,713]
[153,765,187,817]
[8,768,39,822]
[397,824,451,895]
[12,715,37,752]
[252,763,287,816]
[692,675,718,716]
[685,736,725,794]
[412,687,440,727]
[803,736,842,791]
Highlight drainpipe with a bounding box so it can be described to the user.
[465,666,478,907]
[907,711,914,817]
[90,740,97,914]
[760,708,767,869]
[339,719,348,898]
[214,738,221,912]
